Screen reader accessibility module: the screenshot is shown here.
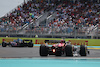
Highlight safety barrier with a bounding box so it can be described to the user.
[0,37,100,46]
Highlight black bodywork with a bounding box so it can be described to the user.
[2,39,34,47]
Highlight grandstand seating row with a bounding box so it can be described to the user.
[0,0,100,37]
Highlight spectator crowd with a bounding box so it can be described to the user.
[0,0,100,35]
[0,0,55,32]
[26,0,100,35]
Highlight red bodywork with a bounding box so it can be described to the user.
[49,43,66,54]
[53,43,65,47]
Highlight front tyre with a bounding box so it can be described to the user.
[2,42,7,47]
[65,45,73,56]
[80,45,87,56]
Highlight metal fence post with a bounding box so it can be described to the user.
[97,24,98,39]
[52,24,53,38]
[74,24,76,38]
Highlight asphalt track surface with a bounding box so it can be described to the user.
[0,46,100,59]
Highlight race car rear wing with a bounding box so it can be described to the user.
[44,40,65,43]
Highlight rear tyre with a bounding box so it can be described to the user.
[40,45,48,56]
[2,42,7,47]
[65,45,73,56]
[80,45,87,56]
[28,42,33,47]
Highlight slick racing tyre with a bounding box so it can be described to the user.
[40,45,48,56]
[2,42,7,47]
[28,42,33,47]
[65,45,73,56]
[80,45,87,56]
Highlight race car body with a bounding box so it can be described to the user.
[39,40,89,56]
[2,39,33,47]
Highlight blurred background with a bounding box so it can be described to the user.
[0,0,100,39]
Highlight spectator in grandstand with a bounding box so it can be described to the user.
[0,0,56,33]
[35,34,38,38]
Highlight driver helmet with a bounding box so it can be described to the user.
[60,39,65,43]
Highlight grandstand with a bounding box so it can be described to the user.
[0,0,100,39]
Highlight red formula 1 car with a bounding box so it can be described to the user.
[39,40,89,57]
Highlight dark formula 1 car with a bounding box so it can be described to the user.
[2,39,34,47]
[39,40,89,57]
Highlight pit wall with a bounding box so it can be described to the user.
[0,37,100,46]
